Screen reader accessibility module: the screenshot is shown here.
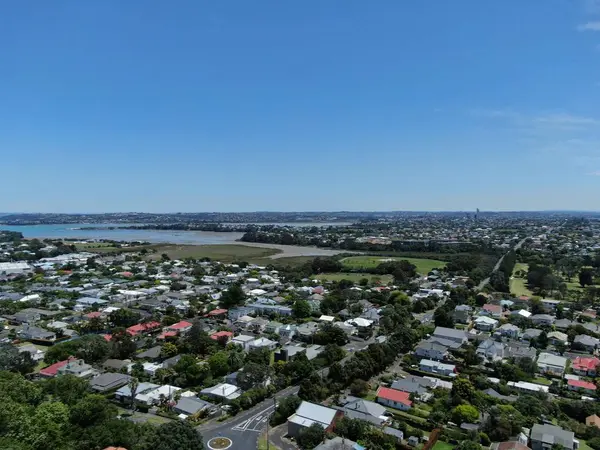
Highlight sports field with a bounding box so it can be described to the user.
[341,256,446,274]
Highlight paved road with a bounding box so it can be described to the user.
[197,337,376,449]
[198,385,299,450]
[477,236,528,290]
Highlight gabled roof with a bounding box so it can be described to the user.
[376,387,413,406]
[289,401,338,428]
[572,356,600,371]
[40,357,75,377]
[567,379,597,390]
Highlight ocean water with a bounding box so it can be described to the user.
[0,223,244,245]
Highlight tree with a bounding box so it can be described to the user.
[42,375,91,406]
[109,308,141,328]
[270,395,302,426]
[110,329,137,359]
[0,343,35,374]
[220,284,246,309]
[579,268,594,287]
[451,377,475,404]
[292,299,312,318]
[350,379,369,397]
[160,343,178,359]
[297,423,325,450]
[70,394,117,427]
[535,331,549,350]
[452,404,480,425]
[321,344,345,365]
[148,420,204,450]
[434,306,454,328]
[237,362,271,390]
[208,351,229,377]
[463,345,481,367]
[185,323,215,356]
[456,440,482,450]
[314,323,349,346]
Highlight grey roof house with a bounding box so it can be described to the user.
[530,424,576,450]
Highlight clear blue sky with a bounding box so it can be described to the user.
[2,0,600,212]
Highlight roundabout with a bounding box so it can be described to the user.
[207,437,233,450]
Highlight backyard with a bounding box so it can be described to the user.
[341,256,447,275]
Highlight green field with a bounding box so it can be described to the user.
[433,442,455,450]
[510,262,533,296]
[341,256,446,274]
[312,272,394,284]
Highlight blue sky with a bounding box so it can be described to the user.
[2,0,600,212]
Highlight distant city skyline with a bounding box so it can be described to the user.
[2,1,600,212]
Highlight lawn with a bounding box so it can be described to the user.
[510,262,533,296]
[341,256,446,274]
[532,377,552,386]
[312,272,393,284]
[433,442,455,450]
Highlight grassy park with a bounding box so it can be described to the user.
[312,272,394,284]
[510,262,533,296]
[341,256,446,274]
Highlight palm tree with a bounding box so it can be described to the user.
[128,377,139,411]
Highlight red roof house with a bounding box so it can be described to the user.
[101,334,112,342]
[482,304,502,316]
[157,330,178,340]
[126,321,161,336]
[375,387,412,411]
[86,311,102,319]
[207,309,228,317]
[40,357,76,378]
[572,357,600,376]
[210,331,233,342]
[567,379,597,392]
[166,321,193,332]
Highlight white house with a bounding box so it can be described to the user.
[419,359,456,377]
[474,316,499,331]
[537,352,568,377]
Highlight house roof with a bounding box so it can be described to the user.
[483,304,502,313]
[530,424,574,449]
[126,321,161,336]
[376,387,413,406]
[210,331,233,340]
[289,401,338,428]
[567,379,597,390]
[433,326,467,340]
[40,357,75,377]
[537,352,567,368]
[572,356,600,371]
[167,320,192,330]
[207,308,228,316]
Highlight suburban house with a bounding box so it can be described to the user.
[537,353,568,377]
[530,424,577,450]
[248,337,277,351]
[126,321,161,337]
[474,316,499,331]
[541,299,561,312]
[391,376,434,397]
[574,335,600,353]
[547,331,568,346]
[39,357,75,378]
[57,359,96,378]
[586,415,600,428]
[572,356,600,376]
[173,396,215,418]
[477,339,506,361]
[287,401,339,439]
[496,323,520,339]
[375,387,413,411]
[453,305,472,324]
[90,373,131,393]
[336,396,389,425]
[530,314,555,326]
[231,334,255,351]
[433,326,468,345]
[419,359,456,377]
[567,379,597,394]
[522,329,542,342]
[481,303,503,318]
[200,383,241,401]
[315,437,363,450]
[164,320,193,335]
[17,325,56,343]
[414,341,448,361]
